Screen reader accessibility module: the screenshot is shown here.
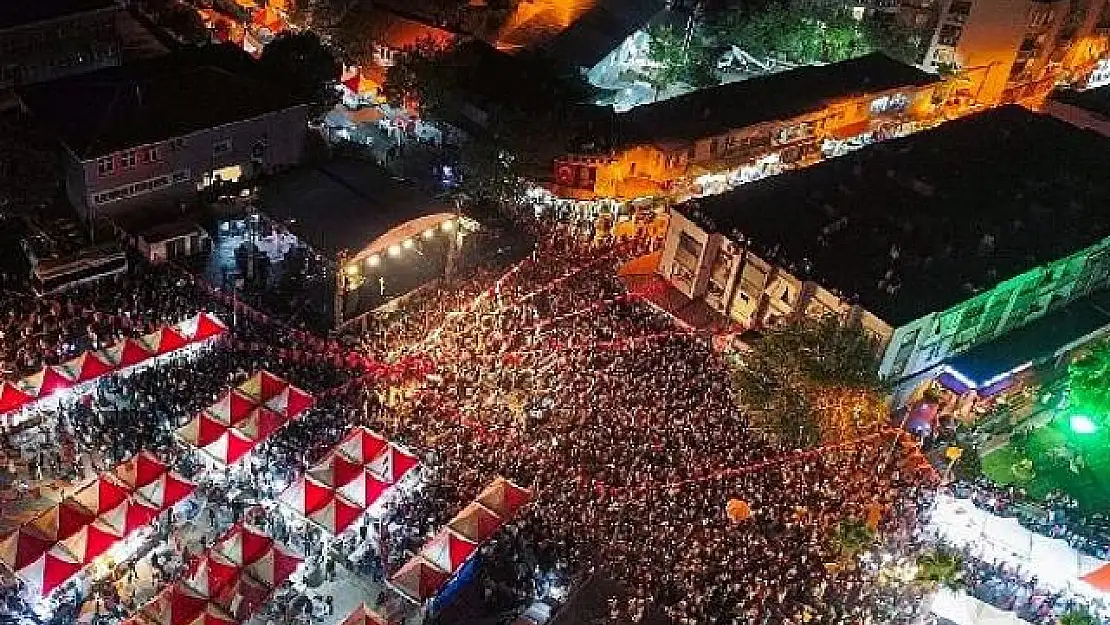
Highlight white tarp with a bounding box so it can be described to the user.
[930,588,1029,625]
[929,495,1107,595]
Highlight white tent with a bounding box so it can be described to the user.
[931,588,1028,625]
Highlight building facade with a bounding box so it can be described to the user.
[653,106,1110,399]
[554,54,945,202]
[922,0,1110,105]
[0,0,122,91]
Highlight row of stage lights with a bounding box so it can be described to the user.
[345,218,457,277]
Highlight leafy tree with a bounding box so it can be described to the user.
[732,315,885,447]
[1067,339,1110,425]
[646,25,718,98]
[831,518,875,560]
[0,112,61,214]
[260,31,341,115]
[915,547,965,590]
[1060,609,1098,625]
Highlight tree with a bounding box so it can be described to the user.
[732,315,885,447]
[1066,339,1110,425]
[915,547,965,590]
[830,518,875,560]
[0,112,61,214]
[646,25,718,99]
[260,31,341,116]
[1060,609,1098,625]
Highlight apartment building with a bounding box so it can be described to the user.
[922,0,1109,105]
[19,54,309,220]
[656,106,1110,398]
[0,0,122,91]
[553,54,944,201]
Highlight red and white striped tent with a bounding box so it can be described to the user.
[0,527,54,572]
[105,337,156,369]
[61,351,115,383]
[185,312,228,343]
[98,497,161,538]
[179,606,237,625]
[19,366,76,399]
[336,470,390,509]
[142,583,209,625]
[278,476,334,517]
[0,382,31,414]
[244,544,302,587]
[232,407,287,442]
[262,384,314,418]
[57,520,121,564]
[175,413,229,448]
[140,326,189,355]
[337,604,390,625]
[136,472,197,511]
[71,473,130,515]
[211,572,270,621]
[474,477,532,519]
[236,371,288,403]
[24,500,95,542]
[113,451,168,490]
[17,546,83,595]
[204,391,256,427]
[365,444,419,484]
[334,428,388,465]
[388,557,451,603]
[201,428,255,466]
[418,530,478,575]
[183,551,241,598]
[446,502,504,544]
[307,493,363,535]
[308,453,365,489]
[212,523,273,567]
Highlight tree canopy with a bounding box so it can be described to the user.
[1066,339,1110,424]
[0,111,61,214]
[260,31,341,115]
[732,315,885,447]
[645,25,718,98]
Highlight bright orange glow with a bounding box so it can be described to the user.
[495,0,596,51]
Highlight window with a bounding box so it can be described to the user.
[97,156,114,177]
[213,139,232,156]
[140,146,159,163]
[119,150,136,170]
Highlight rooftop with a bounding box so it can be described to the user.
[0,0,116,30]
[540,0,667,69]
[19,51,301,160]
[340,6,457,52]
[617,53,939,147]
[1050,84,1110,118]
[258,158,452,258]
[682,105,1110,326]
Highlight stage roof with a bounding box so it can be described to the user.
[257,158,453,259]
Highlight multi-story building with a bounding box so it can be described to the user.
[0,0,123,92]
[922,0,1109,106]
[553,53,944,201]
[656,105,1110,399]
[18,54,310,220]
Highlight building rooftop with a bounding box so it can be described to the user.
[682,105,1110,326]
[340,6,457,51]
[19,52,300,160]
[0,0,116,30]
[258,158,451,258]
[617,53,939,147]
[540,0,667,69]
[1050,84,1110,118]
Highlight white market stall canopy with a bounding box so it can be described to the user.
[931,588,1029,625]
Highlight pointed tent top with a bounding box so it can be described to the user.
[109,337,156,369]
[212,572,270,621]
[237,371,287,403]
[71,473,130,515]
[213,523,273,567]
[205,390,257,427]
[309,453,365,488]
[57,521,119,564]
[366,444,420,484]
[0,381,32,414]
[190,312,227,342]
[63,351,115,383]
[153,326,189,354]
[21,366,75,399]
[202,429,255,465]
[142,583,209,625]
[25,500,95,542]
[232,406,287,442]
[183,551,241,598]
[335,428,388,465]
[475,477,532,519]
[114,451,168,490]
[418,530,477,574]
[337,604,390,625]
[0,528,55,571]
[336,470,390,509]
[284,384,314,418]
[19,548,84,596]
[389,557,450,603]
[136,472,197,511]
[176,413,229,448]
[446,502,504,543]
[245,544,302,588]
[308,494,363,536]
[278,476,335,516]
